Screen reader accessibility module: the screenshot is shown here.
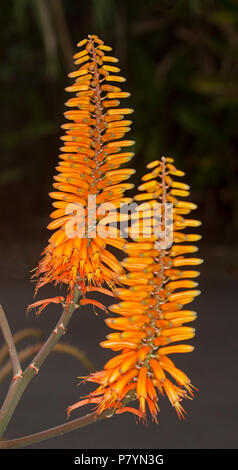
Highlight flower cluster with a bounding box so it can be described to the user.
[68,157,202,421]
[35,34,135,295]
[28,32,202,422]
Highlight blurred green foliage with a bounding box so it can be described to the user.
[1,0,238,243]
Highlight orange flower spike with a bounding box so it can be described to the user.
[68,155,201,420]
[34,34,135,304]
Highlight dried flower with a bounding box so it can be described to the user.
[68,157,202,422]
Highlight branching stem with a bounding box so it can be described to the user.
[0,305,21,379]
[0,287,82,438]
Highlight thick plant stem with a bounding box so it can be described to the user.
[0,286,82,438]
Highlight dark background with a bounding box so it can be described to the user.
[0,0,238,449]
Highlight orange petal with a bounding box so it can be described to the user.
[27,296,64,315]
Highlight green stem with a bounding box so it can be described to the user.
[0,286,81,438]
[0,329,41,367]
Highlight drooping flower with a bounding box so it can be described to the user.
[27,296,65,315]
[68,157,202,422]
[34,34,135,297]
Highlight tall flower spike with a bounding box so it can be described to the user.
[68,157,202,422]
[35,35,135,296]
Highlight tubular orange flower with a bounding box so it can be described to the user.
[27,296,65,316]
[34,35,135,299]
[68,156,202,422]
